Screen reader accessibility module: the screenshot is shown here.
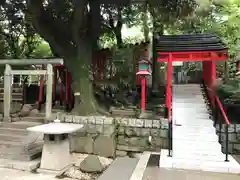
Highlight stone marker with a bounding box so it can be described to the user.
[19,104,33,117]
[27,122,83,174]
[79,155,104,173]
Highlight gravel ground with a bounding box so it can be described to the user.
[0,168,73,180]
[0,153,113,180]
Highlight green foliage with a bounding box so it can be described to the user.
[30,42,53,58]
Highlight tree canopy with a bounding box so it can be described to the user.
[0,0,240,114]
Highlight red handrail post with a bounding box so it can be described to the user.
[140,77,146,112]
[166,53,173,157]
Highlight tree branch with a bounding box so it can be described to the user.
[71,0,88,45]
[27,0,76,57]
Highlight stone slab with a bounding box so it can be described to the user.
[27,123,83,134]
[97,157,139,180]
[143,167,240,180]
[129,152,152,180]
[37,164,73,175]
[0,158,40,172]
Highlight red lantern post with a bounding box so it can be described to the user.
[136,60,151,115]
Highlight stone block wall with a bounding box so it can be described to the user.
[115,118,169,156]
[63,115,116,158]
[62,115,170,158]
[215,124,240,154]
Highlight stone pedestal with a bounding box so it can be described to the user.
[39,134,71,172]
[27,123,83,174]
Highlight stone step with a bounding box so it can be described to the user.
[97,157,139,180]
[0,127,28,135]
[172,152,227,161]
[0,122,42,130]
[0,98,23,102]
[160,153,240,173]
[0,139,42,150]
[0,133,26,142]
[173,139,221,148]
[0,88,23,94]
[0,142,42,154]
[174,135,219,142]
[173,132,218,139]
[0,146,42,161]
[173,121,214,126]
[0,92,23,97]
[173,127,216,134]
[21,117,45,123]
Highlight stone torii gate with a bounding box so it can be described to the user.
[0,59,63,121]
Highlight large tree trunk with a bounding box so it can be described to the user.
[115,6,123,48]
[115,28,123,48]
[65,42,99,115]
[142,2,149,42]
[152,25,164,91]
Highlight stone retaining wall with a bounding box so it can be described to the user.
[62,115,169,158]
[215,124,240,154]
[115,117,169,157]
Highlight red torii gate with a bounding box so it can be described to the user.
[155,34,228,122]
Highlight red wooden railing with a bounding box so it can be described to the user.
[215,96,230,125]
[203,80,230,161]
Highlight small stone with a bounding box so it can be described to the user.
[11,116,20,122]
[79,155,104,173]
[60,166,95,180]
[29,109,40,117]
[116,150,127,157]
[19,104,32,117]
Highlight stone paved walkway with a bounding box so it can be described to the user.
[160,84,240,173]
[143,167,240,180]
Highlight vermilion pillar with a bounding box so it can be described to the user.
[166,53,173,121]
[210,61,216,105]
[141,77,146,112]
